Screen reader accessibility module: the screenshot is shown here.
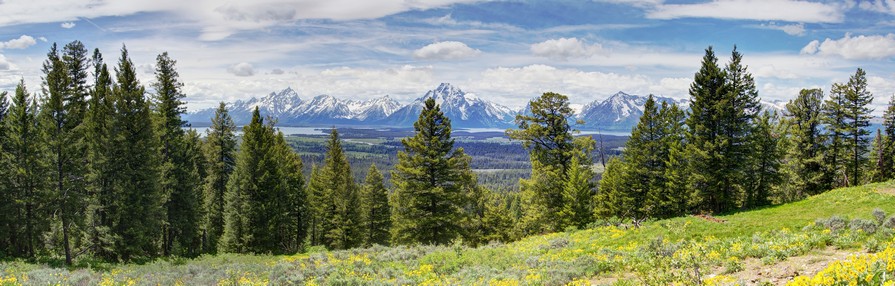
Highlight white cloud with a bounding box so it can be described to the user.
[0,35,37,49]
[412,41,481,60]
[0,54,10,71]
[227,62,255,77]
[271,68,285,75]
[646,0,844,23]
[38,37,47,42]
[0,0,478,41]
[759,22,806,36]
[530,38,606,60]
[858,0,895,15]
[754,65,798,79]
[800,33,895,60]
[471,65,658,103]
[61,22,76,29]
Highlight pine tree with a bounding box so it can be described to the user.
[201,102,236,254]
[870,129,889,182]
[360,164,391,246]
[110,46,163,260]
[274,132,306,253]
[480,191,516,243]
[0,89,8,257]
[507,92,577,233]
[783,88,828,197]
[40,44,85,265]
[743,111,781,207]
[83,48,117,260]
[151,52,201,257]
[841,68,873,186]
[561,153,595,229]
[321,128,361,249]
[878,95,895,181]
[823,84,849,187]
[307,165,327,246]
[2,81,46,258]
[617,96,667,218]
[392,98,477,245]
[594,157,630,219]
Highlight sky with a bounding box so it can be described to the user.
[0,0,894,113]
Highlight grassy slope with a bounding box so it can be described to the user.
[2,182,895,285]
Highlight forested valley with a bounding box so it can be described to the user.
[0,40,891,278]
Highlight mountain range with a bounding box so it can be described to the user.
[184,83,784,132]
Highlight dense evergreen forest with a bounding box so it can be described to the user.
[0,41,890,265]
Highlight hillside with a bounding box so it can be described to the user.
[4,182,895,285]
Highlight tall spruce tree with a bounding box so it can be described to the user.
[877,95,895,181]
[151,52,201,257]
[392,98,477,245]
[83,49,117,260]
[870,129,889,182]
[841,68,873,186]
[307,165,327,246]
[274,132,306,253]
[40,44,84,265]
[360,164,391,246]
[110,46,163,260]
[0,89,8,257]
[823,83,849,187]
[507,92,578,233]
[783,88,828,197]
[3,81,46,258]
[201,102,236,253]
[320,129,361,249]
[743,111,781,207]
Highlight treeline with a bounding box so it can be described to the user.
[595,46,891,222]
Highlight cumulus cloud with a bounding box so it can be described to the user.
[530,37,605,60]
[858,0,895,15]
[38,37,47,42]
[61,22,76,29]
[412,41,481,60]
[760,22,806,36]
[227,62,255,77]
[800,33,895,60]
[646,0,844,23]
[0,35,37,49]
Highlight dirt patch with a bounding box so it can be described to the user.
[720,247,856,285]
[694,214,727,223]
[876,187,895,196]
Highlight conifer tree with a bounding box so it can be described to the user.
[877,95,895,181]
[841,68,873,186]
[823,84,849,187]
[201,102,236,253]
[783,88,828,197]
[307,165,327,246]
[480,191,516,243]
[40,44,84,265]
[392,98,477,245]
[870,129,889,183]
[360,164,391,246]
[151,52,201,256]
[274,132,306,253]
[594,157,630,219]
[0,89,8,257]
[83,48,117,259]
[321,129,361,249]
[110,46,163,260]
[2,81,46,258]
[561,154,595,229]
[743,111,781,207]
[617,96,666,218]
[507,92,577,233]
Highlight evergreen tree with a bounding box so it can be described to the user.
[480,191,516,243]
[40,44,84,265]
[110,46,163,260]
[201,102,236,254]
[878,95,895,181]
[320,129,361,249]
[823,84,849,187]
[83,48,117,260]
[561,153,595,229]
[743,111,781,207]
[151,52,201,257]
[783,88,828,197]
[307,165,327,246]
[616,96,667,218]
[841,68,873,186]
[870,129,888,182]
[507,92,577,233]
[594,157,630,219]
[2,81,46,258]
[392,98,477,245]
[360,164,391,246]
[274,132,306,253]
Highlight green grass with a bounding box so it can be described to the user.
[3,182,895,285]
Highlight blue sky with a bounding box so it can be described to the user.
[0,0,894,113]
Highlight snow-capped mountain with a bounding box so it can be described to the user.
[184,87,402,126]
[577,91,687,131]
[381,83,516,128]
